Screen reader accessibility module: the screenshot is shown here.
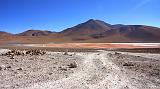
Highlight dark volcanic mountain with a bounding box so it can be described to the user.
[17,30,54,36]
[61,19,112,36]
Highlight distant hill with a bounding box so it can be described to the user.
[91,25,160,42]
[0,19,160,43]
[0,31,12,37]
[17,30,54,36]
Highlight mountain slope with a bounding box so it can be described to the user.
[17,30,54,36]
[1,19,160,43]
[0,31,12,37]
[60,19,160,42]
[91,25,160,42]
[61,19,112,36]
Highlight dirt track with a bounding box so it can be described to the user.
[23,51,160,89]
[0,49,160,89]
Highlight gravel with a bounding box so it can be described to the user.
[0,49,160,89]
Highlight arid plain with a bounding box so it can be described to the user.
[0,43,160,89]
[0,17,160,89]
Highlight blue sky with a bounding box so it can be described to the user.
[0,0,159,33]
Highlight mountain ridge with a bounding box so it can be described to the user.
[0,19,160,43]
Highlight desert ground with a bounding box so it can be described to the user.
[0,46,160,89]
[18,43,160,49]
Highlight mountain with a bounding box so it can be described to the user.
[0,31,12,37]
[17,30,54,36]
[0,19,160,43]
[61,19,112,36]
[60,19,160,42]
[91,25,160,42]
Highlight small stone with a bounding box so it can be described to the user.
[14,71,18,74]
[29,58,34,60]
[0,66,2,71]
[49,73,53,75]
[64,49,68,55]
[6,66,11,69]
[15,60,18,62]
[65,75,68,78]
[10,56,14,59]
[114,52,121,55]
[60,68,67,71]
[123,63,134,66]
[68,62,77,68]
[17,68,23,70]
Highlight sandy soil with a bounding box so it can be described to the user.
[0,49,160,89]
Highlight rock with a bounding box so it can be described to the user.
[64,49,68,55]
[15,60,18,62]
[17,68,23,70]
[29,58,34,60]
[0,66,2,71]
[68,62,77,68]
[10,55,14,59]
[6,66,11,68]
[3,65,12,70]
[2,49,46,58]
[60,68,67,71]
[123,62,134,66]
[114,52,121,55]
[49,72,53,75]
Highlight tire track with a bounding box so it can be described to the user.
[21,52,152,89]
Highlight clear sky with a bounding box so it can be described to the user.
[0,0,159,33]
